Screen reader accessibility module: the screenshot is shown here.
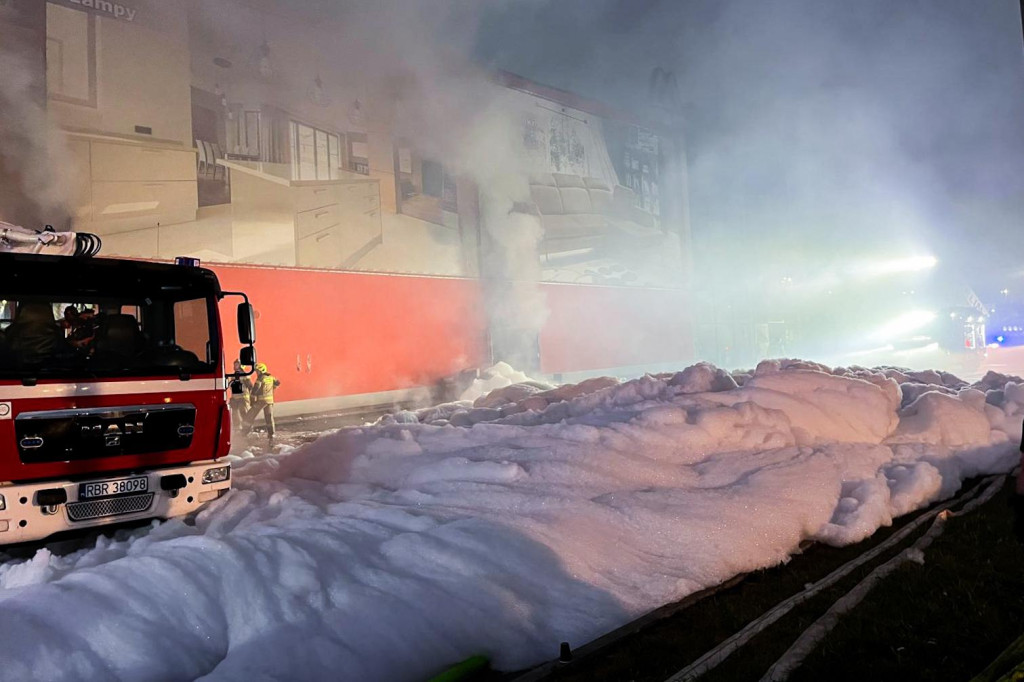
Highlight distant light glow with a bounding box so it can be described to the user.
[845,344,895,358]
[870,309,937,342]
[851,255,938,278]
[893,341,940,356]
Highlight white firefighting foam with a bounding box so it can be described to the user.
[0,359,1019,681]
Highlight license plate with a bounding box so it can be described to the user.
[79,476,149,499]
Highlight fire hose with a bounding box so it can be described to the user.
[760,473,1008,681]
[665,476,996,682]
[0,221,102,257]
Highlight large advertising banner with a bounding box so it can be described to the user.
[51,0,686,292]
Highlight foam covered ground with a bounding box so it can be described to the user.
[0,359,1020,681]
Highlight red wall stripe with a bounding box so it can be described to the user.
[210,264,692,400]
[211,264,489,402]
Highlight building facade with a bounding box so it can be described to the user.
[1,0,694,415]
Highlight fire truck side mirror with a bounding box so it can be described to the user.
[237,303,256,345]
[239,346,256,367]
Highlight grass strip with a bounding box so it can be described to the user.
[789,475,1024,682]
[763,475,1005,680]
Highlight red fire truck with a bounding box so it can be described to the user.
[0,224,255,544]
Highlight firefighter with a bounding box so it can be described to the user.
[245,362,281,441]
[62,305,96,349]
[228,359,252,436]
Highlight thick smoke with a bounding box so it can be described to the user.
[193,0,549,369]
[372,36,551,369]
[477,0,1024,373]
[672,0,1024,369]
[0,38,71,229]
[480,0,1024,279]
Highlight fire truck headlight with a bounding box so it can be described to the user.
[202,466,231,485]
[0,494,5,511]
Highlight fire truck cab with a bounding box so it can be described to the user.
[0,250,254,544]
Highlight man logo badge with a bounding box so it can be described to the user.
[0,402,10,420]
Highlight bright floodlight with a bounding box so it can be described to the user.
[906,255,937,270]
[873,255,937,275]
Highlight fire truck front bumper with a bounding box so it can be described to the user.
[0,460,231,545]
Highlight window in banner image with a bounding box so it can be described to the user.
[321,140,467,278]
[46,3,97,106]
[290,121,341,182]
[328,134,341,173]
[397,147,453,227]
[291,122,315,181]
[348,133,369,175]
[315,129,329,178]
[623,126,661,224]
[192,87,232,207]
[243,111,261,157]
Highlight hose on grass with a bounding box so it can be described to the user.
[760,474,1007,682]
[664,478,990,682]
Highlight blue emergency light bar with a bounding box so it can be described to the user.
[175,256,201,268]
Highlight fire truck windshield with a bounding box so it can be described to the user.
[0,294,219,380]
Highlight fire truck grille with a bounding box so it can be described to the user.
[67,493,155,522]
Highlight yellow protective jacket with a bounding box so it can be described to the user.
[251,373,281,404]
[229,375,253,410]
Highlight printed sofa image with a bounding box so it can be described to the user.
[520,173,663,259]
